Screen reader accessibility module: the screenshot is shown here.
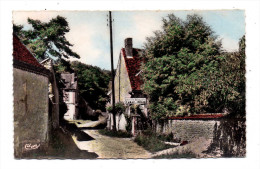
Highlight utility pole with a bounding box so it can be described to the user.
[109,11,116,131]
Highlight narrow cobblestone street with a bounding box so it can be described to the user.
[72,130,152,159]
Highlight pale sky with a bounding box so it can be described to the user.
[13,10,245,70]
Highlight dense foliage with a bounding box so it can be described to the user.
[13,16,79,60]
[216,35,245,117]
[141,14,245,120]
[107,102,126,114]
[69,61,111,112]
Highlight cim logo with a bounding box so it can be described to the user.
[22,140,41,152]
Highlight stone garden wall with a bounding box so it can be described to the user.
[156,119,220,142]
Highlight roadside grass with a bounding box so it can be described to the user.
[134,130,176,153]
[99,129,132,138]
[157,132,181,143]
[153,149,197,159]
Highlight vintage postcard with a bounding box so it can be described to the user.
[12,10,246,159]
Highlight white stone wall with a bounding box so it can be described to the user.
[64,91,77,120]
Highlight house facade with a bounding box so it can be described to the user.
[108,38,148,134]
[13,34,51,158]
[60,73,78,120]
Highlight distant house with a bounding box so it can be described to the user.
[60,73,78,120]
[107,38,148,134]
[13,34,51,158]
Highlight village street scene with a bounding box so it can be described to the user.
[12,10,246,159]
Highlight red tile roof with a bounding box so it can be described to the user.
[122,48,143,91]
[168,113,224,120]
[13,34,50,77]
[13,34,45,69]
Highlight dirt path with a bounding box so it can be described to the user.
[72,130,152,159]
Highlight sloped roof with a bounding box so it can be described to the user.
[122,48,143,91]
[13,34,50,77]
[13,34,45,69]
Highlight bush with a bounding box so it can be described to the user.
[106,105,113,113]
[106,102,126,115]
[99,129,131,138]
[156,132,181,143]
[134,130,176,152]
[175,105,190,117]
[115,102,126,114]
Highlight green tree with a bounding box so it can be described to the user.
[13,16,79,60]
[69,61,111,112]
[218,36,245,116]
[141,14,245,120]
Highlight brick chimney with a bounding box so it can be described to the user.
[125,38,133,58]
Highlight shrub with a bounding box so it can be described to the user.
[134,130,176,152]
[115,102,126,114]
[106,105,113,113]
[156,132,182,142]
[99,129,131,138]
[175,105,190,117]
[106,102,126,115]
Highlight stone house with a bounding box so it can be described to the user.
[107,38,148,134]
[60,73,78,120]
[13,34,51,158]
